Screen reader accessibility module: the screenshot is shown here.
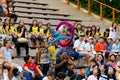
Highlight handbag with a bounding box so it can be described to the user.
[18,38,28,43]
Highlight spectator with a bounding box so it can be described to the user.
[42,71,55,80]
[96,54,104,66]
[9,18,17,39]
[0,18,3,33]
[57,44,75,59]
[74,23,82,40]
[45,23,51,39]
[29,19,39,46]
[23,55,43,80]
[91,25,96,37]
[58,24,68,36]
[7,1,18,22]
[109,22,119,41]
[109,54,117,68]
[84,37,95,59]
[86,59,98,77]
[12,67,23,80]
[105,38,113,58]
[112,38,120,54]
[48,36,56,59]
[3,18,9,35]
[64,69,75,80]
[103,28,110,41]
[35,40,49,75]
[56,72,65,80]
[108,66,116,80]
[0,39,21,79]
[73,34,89,64]
[15,20,29,56]
[87,67,100,80]
[75,66,86,80]
[37,21,45,41]
[95,26,101,39]
[0,0,4,14]
[80,25,85,35]
[95,37,107,54]
[116,61,120,80]
[56,52,69,74]
[1,0,8,16]
[85,27,92,38]
[99,64,108,80]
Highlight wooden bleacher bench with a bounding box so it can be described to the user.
[12,55,35,59]
[18,15,82,22]
[14,10,70,17]
[14,0,48,6]
[15,22,57,27]
[14,5,59,11]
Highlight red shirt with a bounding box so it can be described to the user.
[23,62,39,75]
[95,43,107,53]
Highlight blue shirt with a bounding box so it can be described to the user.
[2,47,12,61]
[106,43,112,53]
[57,47,75,59]
[0,6,4,14]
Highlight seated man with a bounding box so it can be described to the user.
[73,34,89,65]
[95,37,107,55]
[23,55,43,80]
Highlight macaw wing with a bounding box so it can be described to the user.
[50,35,70,46]
[50,38,60,46]
[57,35,70,40]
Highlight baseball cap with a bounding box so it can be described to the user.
[79,34,84,37]
[89,37,93,40]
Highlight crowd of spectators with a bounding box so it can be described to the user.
[0,0,120,80]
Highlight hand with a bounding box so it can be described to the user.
[31,71,35,78]
[22,27,24,32]
[11,45,15,50]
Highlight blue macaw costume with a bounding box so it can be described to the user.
[49,28,70,46]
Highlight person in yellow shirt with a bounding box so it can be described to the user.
[3,18,10,35]
[29,19,39,46]
[0,18,3,34]
[37,21,45,41]
[45,23,51,39]
[48,36,56,60]
[9,18,17,38]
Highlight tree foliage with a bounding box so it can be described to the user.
[70,0,120,23]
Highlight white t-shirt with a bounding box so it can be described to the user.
[88,75,98,80]
[84,43,94,51]
[109,27,116,41]
[58,25,66,33]
[42,76,49,80]
[74,39,85,52]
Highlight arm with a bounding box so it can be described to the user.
[56,60,65,68]
[24,66,35,78]
[36,66,43,76]
[18,27,24,38]
[11,45,17,57]
[36,48,41,64]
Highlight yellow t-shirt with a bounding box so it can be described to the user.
[10,26,15,32]
[32,26,39,35]
[39,28,44,35]
[5,26,9,35]
[48,46,56,60]
[78,30,85,35]
[0,26,2,30]
[46,30,50,37]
